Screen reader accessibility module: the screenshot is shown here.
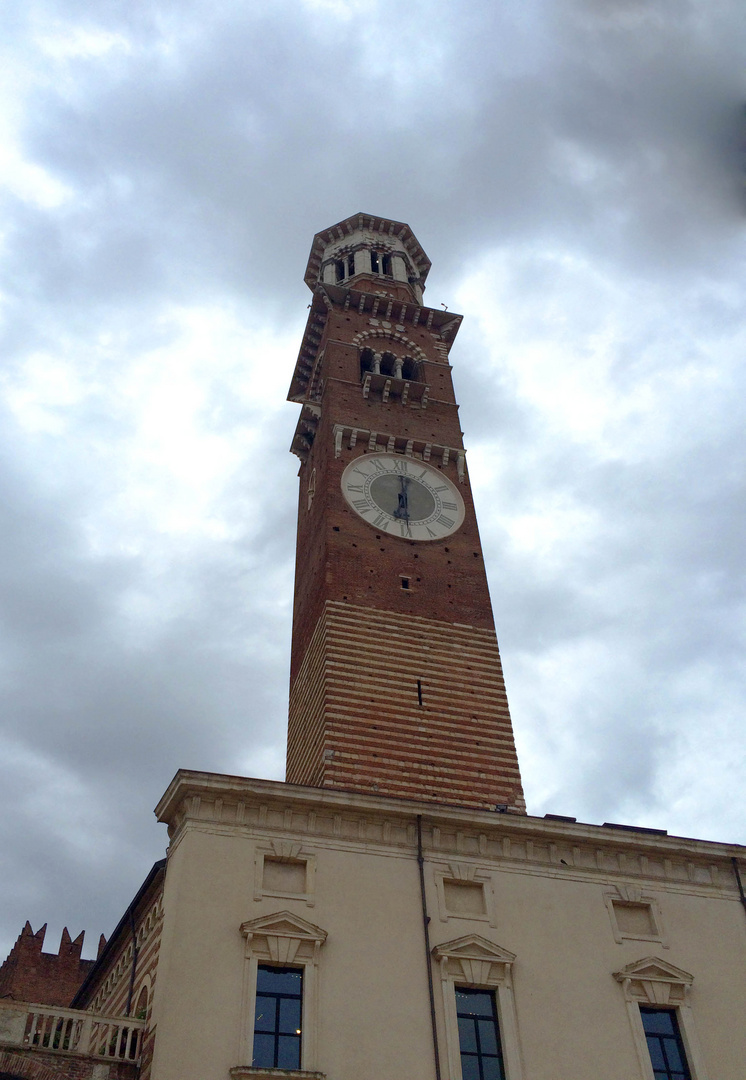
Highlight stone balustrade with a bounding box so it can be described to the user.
[0,999,145,1064]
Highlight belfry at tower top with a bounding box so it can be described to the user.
[303,212,432,299]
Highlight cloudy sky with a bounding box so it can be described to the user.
[2,0,746,963]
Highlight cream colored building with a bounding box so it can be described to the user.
[140,770,746,1080]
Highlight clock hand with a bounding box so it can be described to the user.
[394,476,410,520]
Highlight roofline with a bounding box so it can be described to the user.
[155,768,746,862]
[70,858,167,1008]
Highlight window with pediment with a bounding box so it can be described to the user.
[233,911,327,1080]
[614,957,709,1080]
[432,934,523,1080]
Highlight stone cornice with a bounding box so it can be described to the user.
[304,212,431,290]
[287,285,462,403]
[155,770,745,896]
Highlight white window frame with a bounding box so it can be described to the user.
[235,910,327,1079]
[614,956,709,1080]
[433,933,523,1080]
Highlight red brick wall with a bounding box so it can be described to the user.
[286,276,525,812]
[0,926,95,1008]
[0,1047,138,1080]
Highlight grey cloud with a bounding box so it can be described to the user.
[2,0,746,961]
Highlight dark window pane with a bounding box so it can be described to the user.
[456,988,504,1080]
[664,1040,684,1070]
[642,1009,675,1035]
[478,1018,499,1055]
[640,1009,691,1080]
[279,997,301,1033]
[646,1038,666,1069]
[460,1054,480,1080]
[457,1017,477,1052]
[254,996,276,1032]
[254,966,303,1070]
[456,989,494,1017]
[277,1035,301,1070]
[482,1057,505,1080]
[257,967,302,995]
[252,1033,275,1067]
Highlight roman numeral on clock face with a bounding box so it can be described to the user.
[341,454,465,541]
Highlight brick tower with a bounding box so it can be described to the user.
[286,213,525,813]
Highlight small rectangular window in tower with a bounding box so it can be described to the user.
[640,1008,692,1080]
[400,576,410,590]
[253,965,303,1070]
[455,986,506,1080]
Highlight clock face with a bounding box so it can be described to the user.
[340,453,466,540]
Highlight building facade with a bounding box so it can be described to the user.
[2,214,746,1080]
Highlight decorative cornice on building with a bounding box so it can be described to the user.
[155,770,746,898]
[287,284,462,403]
[303,212,431,292]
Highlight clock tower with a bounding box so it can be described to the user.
[287,213,525,814]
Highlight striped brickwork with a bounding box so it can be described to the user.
[287,601,525,812]
[82,886,164,1080]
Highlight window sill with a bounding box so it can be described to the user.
[230,1069,326,1080]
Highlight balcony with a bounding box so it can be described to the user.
[0,999,144,1078]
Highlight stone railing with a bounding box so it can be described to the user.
[0,1001,145,1063]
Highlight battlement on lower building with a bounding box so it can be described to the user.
[0,922,105,1008]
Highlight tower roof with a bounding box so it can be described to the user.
[303,212,431,290]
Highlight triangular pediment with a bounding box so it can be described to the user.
[240,910,327,943]
[432,933,516,965]
[614,956,693,985]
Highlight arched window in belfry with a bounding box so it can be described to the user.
[402,356,419,381]
[335,259,345,282]
[360,348,376,379]
[381,253,392,276]
[370,250,380,273]
[379,352,397,377]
